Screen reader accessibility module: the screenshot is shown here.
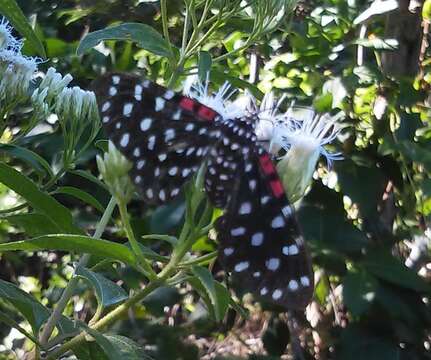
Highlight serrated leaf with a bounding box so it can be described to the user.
[0,163,79,234]
[0,0,46,57]
[0,235,136,266]
[76,267,128,308]
[77,23,172,58]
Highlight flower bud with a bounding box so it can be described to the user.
[97,141,134,203]
[56,86,100,166]
[39,67,73,104]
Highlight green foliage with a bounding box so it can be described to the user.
[0,0,430,359]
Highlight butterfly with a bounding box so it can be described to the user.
[93,73,314,310]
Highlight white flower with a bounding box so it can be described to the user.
[56,86,100,163]
[39,67,73,104]
[274,108,343,202]
[0,18,22,52]
[56,86,98,122]
[0,49,40,101]
[183,75,245,120]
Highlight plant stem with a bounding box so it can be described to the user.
[39,197,117,345]
[45,230,200,359]
[117,200,158,280]
[160,0,173,54]
[45,202,206,359]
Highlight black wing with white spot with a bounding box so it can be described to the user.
[215,146,314,309]
[204,117,257,208]
[94,73,314,309]
[93,73,221,205]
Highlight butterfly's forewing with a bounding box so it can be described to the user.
[216,146,314,309]
[94,73,221,205]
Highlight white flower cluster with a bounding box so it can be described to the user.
[0,18,100,150]
[0,18,40,103]
[185,77,342,202]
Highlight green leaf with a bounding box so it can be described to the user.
[142,286,181,317]
[353,0,398,25]
[343,271,378,316]
[398,141,431,172]
[198,51,212,82]
[352,38,398,50]
[0,163,79,234]
[77,23,172,58]
[69,169,109,192]
[338,325,401,360]
[361,250,431,292]
[191,266,230,322]
[80,325,151,360]
[0,310,40,344]
[75,266,128,308]
[0,234,136,266]
[103,335,152,359]
[0,0,46,57]
[0,279,49,334]
[0,144,53,178]
[212,70,264,100]
[55,186,105,213]
[95,139,109,153]
[6,213,61,236]
[80,326,124,360]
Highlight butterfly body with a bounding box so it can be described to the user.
[94,73,313,309]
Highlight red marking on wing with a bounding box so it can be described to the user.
[259,154,276,175]
[179,97,196,112]
[270,179,285,198]
[198,105,217,122]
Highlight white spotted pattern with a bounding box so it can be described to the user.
[300,276,310,287]
[140,118,152,131]
[266,258,280,271]
[109,86,117,96]
[231,227,246,236]
[288,280,299,291]
[120,133,130,147]
[272,289,283,300]
[155,97,165,111]
[271,215,284,229]
[234,261,249,272]
[251,232,264,246]
[224,247,234,256]
[123,103,133,117]
[239,202,252,215]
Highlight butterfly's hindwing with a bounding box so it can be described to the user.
[216,146,314,309]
